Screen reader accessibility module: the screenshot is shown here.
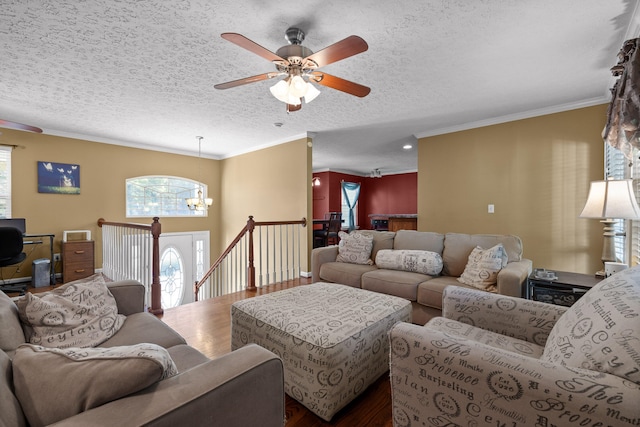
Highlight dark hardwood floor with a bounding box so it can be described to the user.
[158,278,394,427]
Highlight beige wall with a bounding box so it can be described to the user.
[1,129,220,278]
[418,105,607,274]
[220,137,312,271]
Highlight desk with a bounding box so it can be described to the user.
[23,233,55,285]
[313,219,330,227]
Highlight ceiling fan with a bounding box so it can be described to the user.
[214,27,370,112]
[0,119,42,133]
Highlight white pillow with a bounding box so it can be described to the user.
[457,244,508,289]
[336,231,374,265]
[375,249,443,275]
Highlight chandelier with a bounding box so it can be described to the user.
[185,136,213,211]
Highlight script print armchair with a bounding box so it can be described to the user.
[389,267,640,427]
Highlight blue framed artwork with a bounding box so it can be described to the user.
[37,161,80,194]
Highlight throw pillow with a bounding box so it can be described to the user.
[15,274,125,348]
[457,243,508,290]
[336,231,374,265]
[542,267,640,385]
[12,343,178,427]
[375,249,443,275]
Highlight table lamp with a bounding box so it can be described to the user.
[579,179,640,276]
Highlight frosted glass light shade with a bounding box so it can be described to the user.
[270,76,320,106]
[304,83,321,103]
[579,179,640,219]
[289,75,308,98]
[269,79,290,103]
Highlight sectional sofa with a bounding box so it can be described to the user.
[1,278,285,427]
[311,230,533,325]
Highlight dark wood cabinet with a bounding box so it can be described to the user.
[62,240,95,283]
[388,217,417,232]
[527,270,601,307]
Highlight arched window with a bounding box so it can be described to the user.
[126,176,211,217]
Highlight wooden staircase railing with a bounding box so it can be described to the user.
[97,217,162,314]
[194,216,307,301]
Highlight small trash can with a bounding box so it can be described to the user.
[32,258,50,288]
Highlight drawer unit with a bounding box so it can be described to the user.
[62,240,95,283]
[527,270,601,307]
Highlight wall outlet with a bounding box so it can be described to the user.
[488,204,495,214]
[53,253,61,262]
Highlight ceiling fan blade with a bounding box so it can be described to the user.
[287,104,302,113]
[214,73,278,90]
[0,119,42,133]
[304,35,368,68]
[309,72,371,97]
[221,33,286,63]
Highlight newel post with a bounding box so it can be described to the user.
[149,217,163,314]
[247,216,256,291]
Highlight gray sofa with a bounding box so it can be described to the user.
[311,230,532,325]
[1,280,285,427]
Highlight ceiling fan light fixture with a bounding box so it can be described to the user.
[289,75,308,98]
[270,79,291,103]
[304,83,321,103]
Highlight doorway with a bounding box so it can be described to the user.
[159,231,209,308]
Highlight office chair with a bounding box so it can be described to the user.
[0,226,28,295]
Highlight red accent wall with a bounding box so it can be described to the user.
[312,171,417,229]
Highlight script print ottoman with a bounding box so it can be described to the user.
[231,282,412,421]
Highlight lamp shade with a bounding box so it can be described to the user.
[579,179,640,219]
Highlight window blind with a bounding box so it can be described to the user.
[0,146,12,218]
[604,142,627,262]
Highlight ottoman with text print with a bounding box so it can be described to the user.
[231,282,411,421]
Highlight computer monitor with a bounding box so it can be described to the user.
[0,218,26,234]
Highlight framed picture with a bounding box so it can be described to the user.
[37,161,80,194]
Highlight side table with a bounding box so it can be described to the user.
[62,240,95,283]
[527,270,602,307]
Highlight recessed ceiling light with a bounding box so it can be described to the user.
[403,144,412,150]
[274,122,283,127]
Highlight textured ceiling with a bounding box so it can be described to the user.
[1,1,639,176]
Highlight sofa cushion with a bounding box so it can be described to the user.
[442,233,523,277]
[100,312,187,349]
[542,267,640,385]
[12,343,178,427]
[0,291,25,352]
[0,350,26,427]
[352,230,395,261]
[457,244,508,290]
[15,275,125,348]
[166,344,210,373]
[362,269,431,301]
[319,262,378,288]
[393,230,445,253]
[416,276,472,309]
[426,317,545,358]
[336,231,374,265]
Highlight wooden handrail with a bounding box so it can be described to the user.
[97,217,163,315]
[195,216,306,300]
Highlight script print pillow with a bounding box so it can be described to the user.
[542,267,640,385]
[16,275,125,348]
[457,243,508,290]
[336,231,374,265]
[375,249,443,275]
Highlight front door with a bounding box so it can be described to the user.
[159,231,209,308]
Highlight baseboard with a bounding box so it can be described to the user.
[300,270,311,278]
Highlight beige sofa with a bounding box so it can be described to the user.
[311,230,532,325]
[1,280,285,427]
